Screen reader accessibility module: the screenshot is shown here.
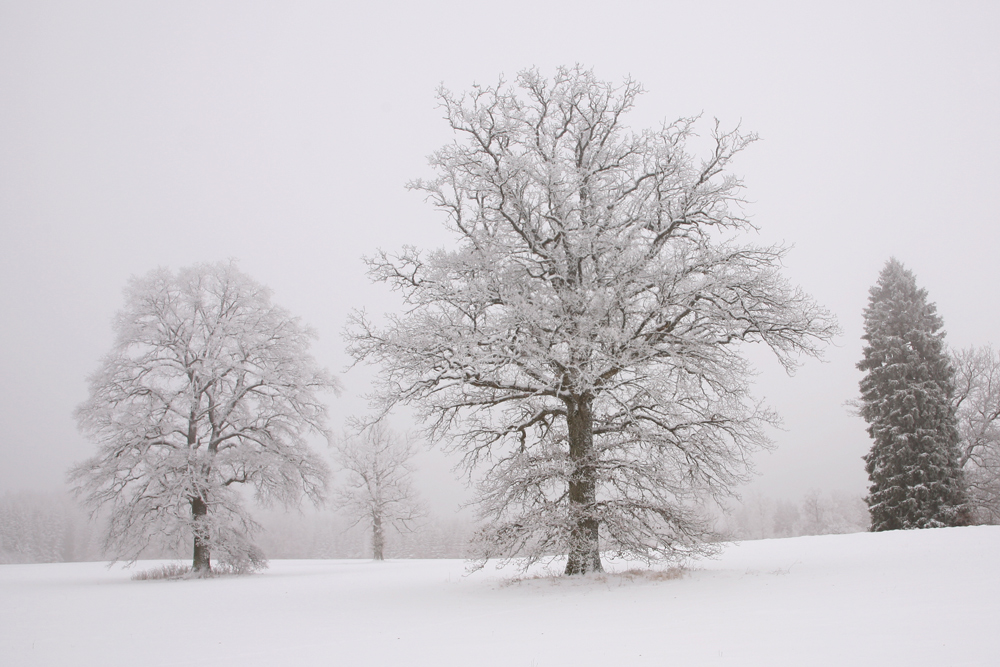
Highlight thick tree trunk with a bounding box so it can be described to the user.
[372,512,385,560]
[191,497,211,574]
[565,395,603,575]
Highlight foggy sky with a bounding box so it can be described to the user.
[2,1,998,512]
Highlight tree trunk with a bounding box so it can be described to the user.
[191,497,211,574]
[565,395,603,575]
[372,512,385,561]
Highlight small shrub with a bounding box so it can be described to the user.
[615,566,685,582]
[501,565,685,587]
[131,550,267,580]
[131,563,191,581]
[214,544,268,575]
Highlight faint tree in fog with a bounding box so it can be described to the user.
[772,499,801,537]
[800,490,827,534]
[857,259,967,530]
[348,66,837,574]
[952,345,1000,523]
[333,424,425,560]
[72,262,337,574]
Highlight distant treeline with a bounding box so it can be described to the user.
[2,489,877,565]
[0,490,475,564]
[719,490,871,541]
[0,492,104,563]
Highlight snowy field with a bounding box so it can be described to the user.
[2,526,997,667]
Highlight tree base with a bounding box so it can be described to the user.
[565,552,604,575]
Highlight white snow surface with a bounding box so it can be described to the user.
[2,526,997,666]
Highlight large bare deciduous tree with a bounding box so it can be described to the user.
[953,345,1000,523]
[348,67,836,574]
[333,424,425,560]
[72,262,337,574]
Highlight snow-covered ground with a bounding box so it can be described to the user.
[2,526,997,666]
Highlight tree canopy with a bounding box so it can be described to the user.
[349,67,836,573]
[72,262,337,573]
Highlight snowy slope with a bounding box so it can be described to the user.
[2,526,997,666]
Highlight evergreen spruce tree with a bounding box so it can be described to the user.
[858,259,967,530]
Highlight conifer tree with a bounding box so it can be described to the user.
[858,259,966,530]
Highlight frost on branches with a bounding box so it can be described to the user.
[348,67,836,574]
[71,262,337,574]
[333,424,426,560]
[953,345,1000,523]
[858,259,967,530]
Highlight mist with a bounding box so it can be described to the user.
[2,1,999,555]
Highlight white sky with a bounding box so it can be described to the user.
[2,1,998,512]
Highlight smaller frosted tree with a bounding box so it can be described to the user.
[952,345,1000,523]
[857,259,966,530]
[333,424,425,560]
[72,262,337,573]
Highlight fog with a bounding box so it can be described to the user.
[2,1,998,518]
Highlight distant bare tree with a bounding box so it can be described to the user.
[953,345,1000,523]
[72,262,337,574]
[801,490,826,534]
[772,499,801,538]
[333,424,425,560]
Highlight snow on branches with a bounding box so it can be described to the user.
[71,262,338,573]
[953,345,1000,523]
[858,259,967,530]
[348,67,836,574]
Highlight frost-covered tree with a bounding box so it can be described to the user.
[858,259,966,530]
[72,262,337,574]
[348,67,836,574]
[333,424,425,560]
[952,345,1000,523]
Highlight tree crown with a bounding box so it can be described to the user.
[349,67,836,568]
[72,261,337,566]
